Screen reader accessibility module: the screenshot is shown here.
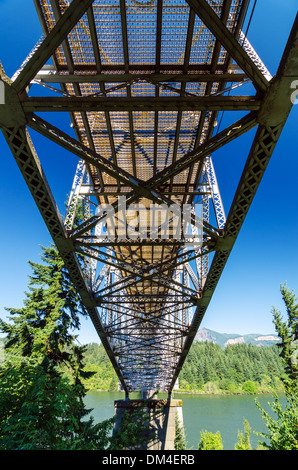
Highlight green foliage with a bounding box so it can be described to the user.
[1,242,295,451]
[175,415,187,450]
[198,430,223,450]
[0,245,107,450]
[0,357,111,450]
[81,340,285,396]
[179,341,284,395]
[242,380,258,394]
[81,343,118,391]
[234,420,252,450]
[78,335,285,398]
[110,399,158,450]
[0,245,87,359]
[0,244,155,450]
[255,396,298,450]
[273,284,298,395]
[195,284,298,451]
[254,284,298,450]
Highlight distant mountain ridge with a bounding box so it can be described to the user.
[195,327,279,348]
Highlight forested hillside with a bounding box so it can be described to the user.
[81,341,285,395]
[178,341,284,394]
[81,342,119,391]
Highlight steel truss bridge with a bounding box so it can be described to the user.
[0,0,297,396]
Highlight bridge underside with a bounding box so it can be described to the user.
[0,0,297,395]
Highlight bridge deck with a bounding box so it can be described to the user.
[30,0,271,392]
[1,0,297,394]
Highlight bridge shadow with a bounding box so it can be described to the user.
[113,393,183,450]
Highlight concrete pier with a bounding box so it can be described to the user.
[113,398,184,450]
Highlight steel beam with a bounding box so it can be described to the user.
[75,237,203,247]
[22,95,261,112]
[168,13,298,391]
[27,111,256,215]
[13,0,95,94]
[0,123,129,394]
[27,114,221,241]
[34,70,247,84]
[185,0,270,92]
[2,1,296,395]
[145,112,258,189]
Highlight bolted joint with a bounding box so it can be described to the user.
[257,76,294,127]
[0,80,26,128]
[55,236,74,252]
[214,235,235,252]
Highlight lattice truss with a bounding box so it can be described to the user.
[1,0,297,394]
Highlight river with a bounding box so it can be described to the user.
[84,391,287,450]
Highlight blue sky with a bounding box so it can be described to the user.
[0,0,297,344]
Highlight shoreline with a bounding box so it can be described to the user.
[85,388,284,397]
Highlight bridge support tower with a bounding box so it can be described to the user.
[113,396,184,450]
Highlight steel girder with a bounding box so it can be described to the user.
[0,0,297,394]
[22,95,261,112]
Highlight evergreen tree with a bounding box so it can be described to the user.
[174,415,187,450]
[198,430,223,450]
[178,339,285,394]
[255,284,298,450]
[234,420,253,450]
[0,244,112,450]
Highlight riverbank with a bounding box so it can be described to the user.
[84,386,285,397]
[82,342,285,397]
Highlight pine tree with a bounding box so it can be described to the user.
[255,283,298,450]
[198,430,223,450]
[274,284,298,392]
[234,420,252,450]
[175,415,187,450]
[0,244,113,450]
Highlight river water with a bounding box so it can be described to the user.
[84,391,287,450]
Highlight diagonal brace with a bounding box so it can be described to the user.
[185,0,270,93]
[13,0,95,94]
